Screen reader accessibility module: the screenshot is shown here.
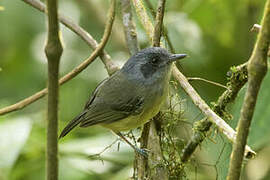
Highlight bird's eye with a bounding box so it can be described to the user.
[151,57,158,64]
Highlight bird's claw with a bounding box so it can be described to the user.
[135,147,149,158]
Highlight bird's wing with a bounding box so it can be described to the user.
[59,77,111,138]
[79,72,144,127]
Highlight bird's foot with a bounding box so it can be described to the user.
[114,131,149,158]
[134,147,149,158]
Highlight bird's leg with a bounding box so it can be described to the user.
[113,131,149,158]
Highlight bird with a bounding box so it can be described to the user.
[59,47,187,156]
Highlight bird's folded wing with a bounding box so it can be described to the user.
[79,71,144,127]
[79,96,144,127]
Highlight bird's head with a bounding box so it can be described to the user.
[122,47,187,79]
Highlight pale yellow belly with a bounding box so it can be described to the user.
[101,88,168,132]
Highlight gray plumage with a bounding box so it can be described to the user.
[59,47,186,138]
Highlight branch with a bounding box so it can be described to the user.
[44,0,63,178]
[132,0,154,42]
[181,63,252,163]
[120,0,140,55]
[227,0,270,179]
[0,0,117,116]
[147,119,168,179]
[22,0,118,75]
[120,1,150,178]
[172,66,255,156]
[187,77,228,90]
[144,0,175,53]
[132,0,255,159]
[152,0,166,47]
[131,0,168,179]
[147,0,168,179]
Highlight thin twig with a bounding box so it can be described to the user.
[144,0,175,53]
[227,0,270,179]
[120,0,140,55]
[152,0,166,47]
[88,138,119,158]
[44,0,63,178]
[0,0,117,116]
[132,0,154,42]
[22,0,118,75]
[187,77,228,90]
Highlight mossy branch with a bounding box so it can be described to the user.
[172,66,255,156]
[227,0,270,179]
[181,63,252,163]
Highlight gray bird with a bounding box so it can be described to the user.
[59,47,186,156]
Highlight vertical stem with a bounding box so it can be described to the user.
[144,0,175,53]
[150,0,168,178]
[45,0,63,179]
[121,0,140,55]
[131,0,168,179]
[147,119,168,179]
[152,0,166,47]
[227,0,270,179]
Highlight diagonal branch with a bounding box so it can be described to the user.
[22,0,118,75]
[132,0,255,157]
[0,0,117,116]
[172,66,255,156]
[227,0,270,179]
[181,63,250,163]
[132,0,154,42]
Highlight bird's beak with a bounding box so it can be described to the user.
[169,54,187,62]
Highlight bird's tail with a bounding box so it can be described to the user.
[59,111,87,139]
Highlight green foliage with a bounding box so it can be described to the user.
[232,69,270,148]
[0,0,269,179]
[0,118,32,179]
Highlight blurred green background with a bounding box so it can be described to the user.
[1,0,270,179]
